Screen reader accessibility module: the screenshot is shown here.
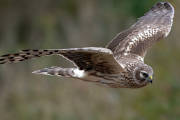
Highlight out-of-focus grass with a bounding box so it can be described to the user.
[0,0,180,120]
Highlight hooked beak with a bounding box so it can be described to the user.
[147,76,153,83]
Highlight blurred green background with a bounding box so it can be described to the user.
[0,0,180,120]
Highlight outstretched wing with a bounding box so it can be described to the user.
[58,47,124,74]
[106,2,174,59]
[0,47,124,74]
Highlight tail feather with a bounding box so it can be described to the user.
[32,67,85,78]
[0,49,61,64]
[32,67,74,77]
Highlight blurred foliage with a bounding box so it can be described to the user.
[0,0,180,120]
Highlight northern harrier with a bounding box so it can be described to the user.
[0,2,174,88]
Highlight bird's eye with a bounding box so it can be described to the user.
[140,71,149,79]
[142,72,149,78]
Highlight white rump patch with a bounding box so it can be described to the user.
[73,69,86,78]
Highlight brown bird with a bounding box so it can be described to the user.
[0,2,174,88]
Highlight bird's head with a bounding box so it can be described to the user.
[134,64,153,86]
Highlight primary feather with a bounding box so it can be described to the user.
[106,2,174,58]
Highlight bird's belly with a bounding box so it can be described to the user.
[80,72,148,88]
[81,73,128,88]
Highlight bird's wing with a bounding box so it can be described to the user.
[58,47,124,74]
[106,2,174,59]
[0,47,124,74]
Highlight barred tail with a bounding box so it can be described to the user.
[0,49,61,64]
[32,67,85,78]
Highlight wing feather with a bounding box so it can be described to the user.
[106,2,174,59]
[0,47,124,74]
[59,47,124,74]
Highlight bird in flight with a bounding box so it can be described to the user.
[0,2,174,88]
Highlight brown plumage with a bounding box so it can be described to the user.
[0,2,174,88]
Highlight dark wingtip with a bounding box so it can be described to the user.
[152,2,174,11]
